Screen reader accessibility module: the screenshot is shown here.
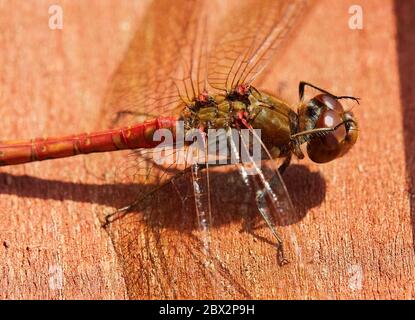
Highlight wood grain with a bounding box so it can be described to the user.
[0,0,414,299]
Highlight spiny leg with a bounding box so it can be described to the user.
[103,169,190,227]
[254,184,289,266]
[233,128,291,265]
[278,153,292,176]
[245,152,292,233]
[103,187,160,227]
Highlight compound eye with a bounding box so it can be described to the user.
[315,94,344,113]
[306,93,358,163]
[315,109,346,150]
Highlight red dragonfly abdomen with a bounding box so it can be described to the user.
[0,117,177,166]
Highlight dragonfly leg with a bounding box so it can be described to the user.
[103,171,189,227]
[103,188,168,227]
[111,110,142,126]
[255,190,289,266]
[299,81,360,104]
[278,153,292,175]
[230,127,292,266]
[103,202,136,227]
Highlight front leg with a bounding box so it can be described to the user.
[278,153,292,175]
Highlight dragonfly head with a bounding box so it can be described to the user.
[297,94,358,163]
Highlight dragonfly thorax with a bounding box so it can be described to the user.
[179,87,299,160]
[180,93,249,131]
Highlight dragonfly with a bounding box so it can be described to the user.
[1,0,358,297]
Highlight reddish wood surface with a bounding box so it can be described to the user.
[0,0,414,299]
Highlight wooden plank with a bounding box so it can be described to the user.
[0,0,413,299]
[0,0,144,299]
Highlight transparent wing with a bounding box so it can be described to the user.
[207,0,307,93]
[97,0,217,198]
[189,135,213,252]
[100,0,216,193]
[101,0,211,127]
[97,0,307,298]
